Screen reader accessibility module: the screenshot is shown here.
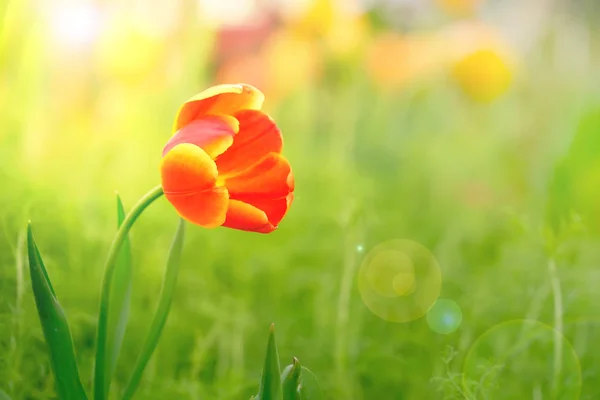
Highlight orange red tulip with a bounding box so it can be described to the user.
[160,84,294,233]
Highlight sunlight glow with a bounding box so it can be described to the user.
[48,3,104,48]
[197,0,257,26]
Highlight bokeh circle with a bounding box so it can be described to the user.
[462,319,582,399]
[358,239,442,323]
[426,298,462,334]
[564,317,600,398]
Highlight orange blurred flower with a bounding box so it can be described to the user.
[215,29,321,102]
[215,54,265,91]
[160,84,294,233]
[365,32,446,90]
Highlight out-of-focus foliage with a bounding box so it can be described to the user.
[2,0,600,398]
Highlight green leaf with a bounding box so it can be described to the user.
[103,194,133,395]
[121,218,186,400]
[256,324,283,400]
[546,107,600,235]
[27,223,88,400]
[298,367,323,400]
[0,389,12,400]
[281,358,302,400]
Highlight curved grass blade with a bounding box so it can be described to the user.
[281,358,302,400]
[0,389,12,400]
[298,367,323,400]
[27,223,88,400]
[256,324,282,400]
[103,194,133,395]
[121,218,186,400]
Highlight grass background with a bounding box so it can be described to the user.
[2,0,600,398]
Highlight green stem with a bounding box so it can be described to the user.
[547,257,563,396]
[122,218,186,400]
[94,185,164,400]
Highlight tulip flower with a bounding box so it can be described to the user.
[160,84,294,233]
[26,83,296,400]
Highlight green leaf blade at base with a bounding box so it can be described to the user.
[27,224,88,400]
[256,324,283,400]
[298,367,323,400]
[103,194,134,396]
[121,218,186,400]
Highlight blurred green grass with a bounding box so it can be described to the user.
[3,0,600,399]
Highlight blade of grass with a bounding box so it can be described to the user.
[0,389,12,400]
[281,358,302,400]
[121,218,186,400]
[256,324,283,400]
[298,367,322,400]
[27,223,88,400]
[103,194,133,395]
[94,185,164,400]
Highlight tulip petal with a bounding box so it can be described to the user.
[161,143,218,192]
[165,187,229,228]
[215,110,284,176]
[174,84,264,131]
[160,143,229,227]
[223,153,293,200]
[241,193,294,227]
[163,115,238,159]
[222,200,276,233]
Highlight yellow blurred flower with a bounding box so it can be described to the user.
[283,0,367,59]
[435,0,483,16]
[262,29,321,100]
[96,23,164,86]
[440,20,515,102]
[451,49,512,102]
[324,12,369,59]
[286,0,335,38]
[365,32,446,91]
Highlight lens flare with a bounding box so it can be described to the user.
[358,239,441,323]
[426,298,462,334]
[463,319,581,399]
